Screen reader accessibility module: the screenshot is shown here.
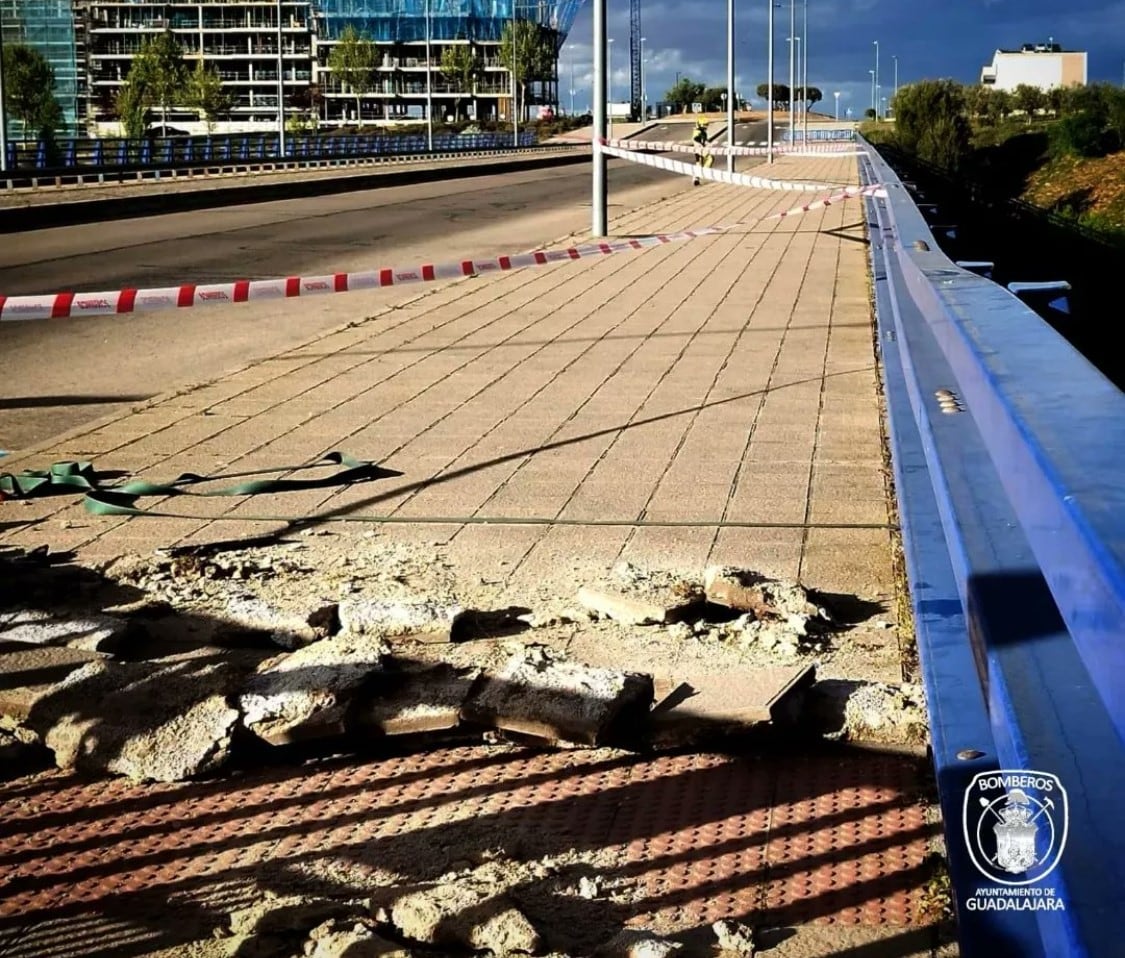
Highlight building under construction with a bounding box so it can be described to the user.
[2,0,585,135]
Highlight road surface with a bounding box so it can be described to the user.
[0,158,685,451]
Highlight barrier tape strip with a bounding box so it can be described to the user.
[0,150,881,322]
[599,136,863,157]
[599,142,849,191]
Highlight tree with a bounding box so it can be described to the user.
[804,86,823,112]
[1012,84,1044,123]
[892,79,971,171]
[499,20,554,120]
[185,61,233,132]
[440,43,480,120]
[667,77,706,112]
[115,80,150,139]
[327,25,378,122]
[985,87,1013,125]
[130,30,187,130]
[701,85,728,111]
[1,43,64,140]
[963,83,991,118]
[756,82,790,112]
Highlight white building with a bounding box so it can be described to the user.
[980,41,1087,92]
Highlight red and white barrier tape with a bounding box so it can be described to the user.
[0,175,884,323]
[600,136,863,157]
[600,142,850,191]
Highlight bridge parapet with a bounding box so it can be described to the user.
[862,138,1125,957]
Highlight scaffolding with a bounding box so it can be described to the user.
[0,0,81,135]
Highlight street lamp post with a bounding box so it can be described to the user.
[788,0,795,137]
[277,0,286,156]
[512,0,518,146]
[766,0,775,163]
[892,54,898,114]
[425,0,434,150]
[0,28,8,174]
[868,68,875,117]
[801,0,807,144]
[568,43,576,115]
[640,36,646,120]
[592,0,607,235]
[726,0,734,171]
[793,36,799,144]
[873,39,879,119]
[833,90,840,120]
[607,37,614,137]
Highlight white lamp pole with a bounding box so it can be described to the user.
[425,0,433,150]
[892,54,898,114]
[787,0,795,137]
[873,39,879,119]
[833,89,840,120]
[801,0,807,144]
[0,28,8,174]
[766,0,774,162]
[726,0,735,170]
[593,0,607,235]
[868,68,875,117]
[568,43,576,114]
[511,0,518,146]
[607,37,614,137]
[640,35,646,120]
[277,0,286,155]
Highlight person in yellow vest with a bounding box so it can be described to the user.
[691,119,712,185]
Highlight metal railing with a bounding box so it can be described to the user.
[3,130,539,179]
[861,136,1125,957]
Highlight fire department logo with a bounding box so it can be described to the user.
[963,771,1068,886]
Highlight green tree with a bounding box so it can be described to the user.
[130,30,187,130]
[984,87,1012,125]
[1012,83,1044,123]
[440,43,480,120]
[963,83,990,118]
[327,25,378,122]
[755,82,790,111]
[115,79,150,139]
[1,43,64,140]
[667,77,706,112]
[892,79,971,171]
[499,19,554,120]
[701,85,728,111]
[1046,86,1067,115]
[185,61,233,132]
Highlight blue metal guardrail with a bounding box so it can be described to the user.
[781,126,855,142]
[860,138,1125,957]
[3,130,538,173]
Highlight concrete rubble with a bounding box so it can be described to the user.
[594,928,683,958]
[339,596,463,640]
[26,658,244,782]
[804,679,929,748]
[712,919,756,956]
[578,562,704,625]
[303,918,411,957]
[355,662,480,736]
[222,595,339,650]
[240,632,390,745]
[389,868,543,955]
[0,608,130,654]
[463,645,654,746]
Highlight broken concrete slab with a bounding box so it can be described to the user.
[0,608,130,654]
[353,663,480,736]
[647,665,816,748]
[304,918,411,958]
[463,646,653,746]
[578,562,703,625]
[222,595,339,650]
[703,566,831,628]
[804,679,928,748]
[228,894,364,939]
[239,632,389,745]
[389,873,542,956]
[24,658,245,782]
[595,928,684,958]
[0,641,106,722]
[712,919,756,956]
[338,597,462,640]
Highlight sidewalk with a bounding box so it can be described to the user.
[2,152,890,622]
[0,153,949,957]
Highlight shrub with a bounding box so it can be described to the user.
[893,79,971,171]
[1049,111,1107,158]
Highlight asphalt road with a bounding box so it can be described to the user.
[629,119,789,147]
[0,158,685,451]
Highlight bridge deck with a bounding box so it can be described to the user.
[0,155,951,957]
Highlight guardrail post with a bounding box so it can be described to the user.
[35,141,46,170]
[162,140,173,165]
[64,141,76,166]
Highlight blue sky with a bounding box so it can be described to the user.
[559,0,1125,116]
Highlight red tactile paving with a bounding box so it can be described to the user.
[0,745,936,956]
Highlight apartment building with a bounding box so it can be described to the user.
[75,0,578,134]
[980,40,1087,92]
[0,0,84,134]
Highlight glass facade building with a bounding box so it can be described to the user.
[0,0,83,135]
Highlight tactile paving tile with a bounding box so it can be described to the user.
[0,744,933,956]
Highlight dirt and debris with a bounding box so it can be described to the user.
[712,919,756,956]
[303,918,410,957]
[355,662,480,736]
[804,679,929,748]
[0,607,131,653]
[388,865,543,955]
[578,562,704,625]
[594,928,683,958]
[463,645,654,746]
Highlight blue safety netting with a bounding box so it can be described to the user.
[318,0,585,45]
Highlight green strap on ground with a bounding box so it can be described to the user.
[0,452,397,518]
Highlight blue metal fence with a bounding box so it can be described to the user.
[861,137,1125,957]
[3,130,539,174]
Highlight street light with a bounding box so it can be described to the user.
[0,25,8,174]
[788,0,795,138]
[793,36,799,143]
[568,43,577,115]
[801,0,807,144]
[511,0,519,147]
[833,90,840,121]
[593,0,607,236]
[277,0,286,156]
[892,54,898,114]
[608,37,614,136]
[640,36,646,120]
[766,0,776,163]
[726,0,734,171]
[868,68,875,117]
[873,39,879,120]
[425,0,434,150]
